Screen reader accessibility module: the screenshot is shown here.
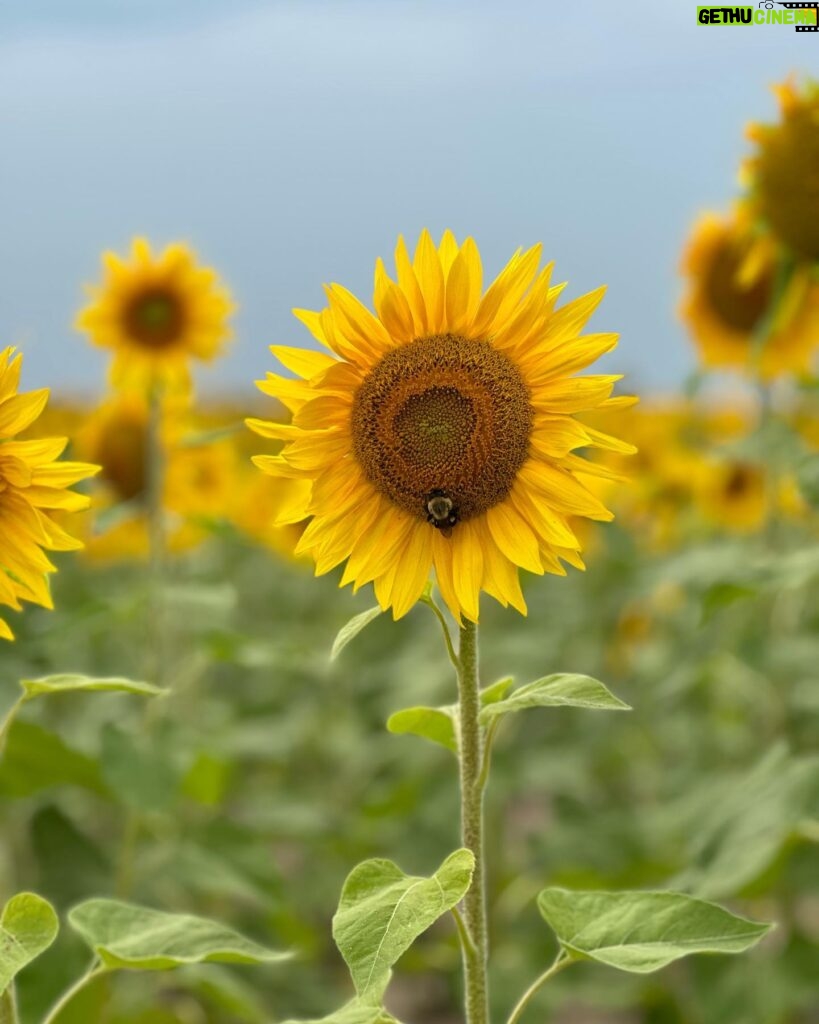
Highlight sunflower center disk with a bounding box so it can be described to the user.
[351,334,533,528]
[705,241,772,335]
[124,289,185,349]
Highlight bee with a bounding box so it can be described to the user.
[425,489,458,537]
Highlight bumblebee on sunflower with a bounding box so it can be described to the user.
[249,230,635,623]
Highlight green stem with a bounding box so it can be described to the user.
[41,964,107,1024]
[423,593,460,674]
[458,620,489,1024]
[0,984,19,1024]
[146,387,167,688]
[505,954,571,1024]
[115,388,166,899]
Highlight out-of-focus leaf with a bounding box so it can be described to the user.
[99,724,178,812]
[177,963,269,1023]
[537,888,772,973]
[68,899,290,971]
[331,607,383,660]
[332,849,474,1000]
[386,707,456,753]
[0,722,107,798]
[700,583,757,624]
[676,748,819,898]
[19,674,164,701]
[31,806,111,905]
[480,674,630,725]
[0,893,59,991]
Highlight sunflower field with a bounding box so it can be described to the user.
[2,20,819,1024]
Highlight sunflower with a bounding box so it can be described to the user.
[75,395,239,560]
[248,230,634,622]
[76,238,234,395]
[0,347,99,639]
[680,211,819,379]
[697,460,769,534]
[746,78,819,263]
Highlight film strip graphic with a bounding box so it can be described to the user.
[777,1,819,31]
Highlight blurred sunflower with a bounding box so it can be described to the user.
[698,460,768,534]
[680,211,819,379]
[0,347,99,639]
[249,230,634,622]
[76,238,234,395]
[746,77,819,263]
[76,395,238,560]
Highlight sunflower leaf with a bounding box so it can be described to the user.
[331,607,383,660]
[68,899,290,971]
[479,674,630,725]
[19,674,165,702]
[279,1000,404,1024]
[537,888,772,973]
[0,892,59,992]
[386,707,457,753]
[332,849,474,1001]
[387,678,515,752]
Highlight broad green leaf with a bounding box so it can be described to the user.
[331,607,383,660]
[333,849,474,1000]
[537,888,772,973]
[0,893,59,991]
[68,899,290,971]
[386,678,514,753]
[480,674,630,725]
[19,674,164,702]
[480,676,514,706]
[386,707,456,753]
[280,1001,403,1024]
[0,722,108,798]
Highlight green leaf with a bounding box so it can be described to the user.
[280,1001,403,1024]
[19,674,164,702]
[386,679,514,753]
[537,888,772,973]
[99,724,178,812]
[480,676,514,706]
[0,722,108,798]
[386,707,456,753]
[676,748,819,899]
[331,607,383,660]
[0,893,59,991]
[68,899,290,971]
[479,674,630,725]
[332,849,474,1001]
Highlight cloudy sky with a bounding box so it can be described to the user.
[0,0,812,398]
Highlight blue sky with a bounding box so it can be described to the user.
[0,0,813,398]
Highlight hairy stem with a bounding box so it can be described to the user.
[458,619,490,1024]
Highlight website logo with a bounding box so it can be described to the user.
[696,2,818,30]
